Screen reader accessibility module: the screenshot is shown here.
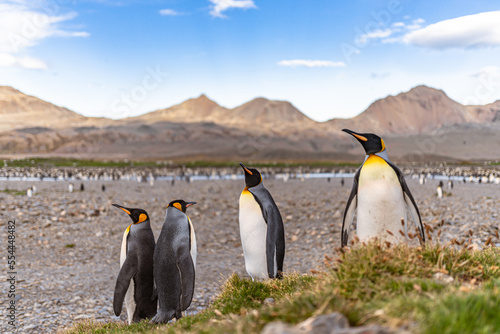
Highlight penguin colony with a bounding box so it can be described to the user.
[110,129,431,324]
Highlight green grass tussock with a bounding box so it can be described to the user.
[64,243,500,334]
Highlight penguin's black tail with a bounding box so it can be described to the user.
[150,309,175,324]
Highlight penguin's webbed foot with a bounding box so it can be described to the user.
[150,309,175,324]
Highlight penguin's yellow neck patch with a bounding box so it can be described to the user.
[363,154,388,168]
[360,154,398,185]
[125,223,132,234]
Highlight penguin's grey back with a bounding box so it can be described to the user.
[153,208,195,322]
[116,221,156,323]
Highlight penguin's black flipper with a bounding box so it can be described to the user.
[249,186,285,279]
[113,257,137,316]
[263,206,285,279]
[387,162,425,244]
[342,168,360,247]
[178,248,196,311]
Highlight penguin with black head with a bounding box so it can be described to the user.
[239,163,285,280]
[151,200,197,324]
[112,204,157,324]
[341,129,425,246]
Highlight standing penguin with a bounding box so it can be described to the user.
[341,129,425,246]
[112,204,157,324]
[437,181,443,198]
[239,163,285,280]
[152,200,197,324]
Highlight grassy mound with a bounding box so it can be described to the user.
[64,242,500,334]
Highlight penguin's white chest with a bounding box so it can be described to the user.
[239,190,268,280]
[188,217,197,270]
[357,155,406,243]
[120,226,136,324]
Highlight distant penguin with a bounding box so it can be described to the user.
[447,180,453,190]
[239,163,285,280]
[32,185,37,194]
[419,175,425,185]
[27,188,33,197]
[341,129,425,246]
[112,204,157,324]
[102,184,106,192]
[80,183,84,191]
[152,200,197,324]
[68,183,74,193]
[437,184,443,198]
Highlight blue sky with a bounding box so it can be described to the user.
[1,0,500,121]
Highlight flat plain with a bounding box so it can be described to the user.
[0,173,499,333]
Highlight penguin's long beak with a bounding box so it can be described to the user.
[186,201,197,208]
[342,129,368,142]
[112,203,131,215]
[239,162,253,175]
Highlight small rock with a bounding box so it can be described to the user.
[433,272,454,284]
[296,312,349,334]
[261,321,300,334]
[74,314,92,320]
[336,326,409,334]
[263,297,275,305]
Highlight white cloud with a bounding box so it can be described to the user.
[470,66,500,78]
[159,9,182,16]
[370,72,390,79]
[278,59,346,68]
[357,18,425,44]
[358,29,393,44]
[0,1,88,69]
[209,0,256,18]
[0,52,47,69]
[403,11,500,49]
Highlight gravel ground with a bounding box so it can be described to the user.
[0,173,499,333]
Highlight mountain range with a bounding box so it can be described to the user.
[0,85,498,162]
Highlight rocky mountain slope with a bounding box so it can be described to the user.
[327,85,495,135]
[0,85,498,161]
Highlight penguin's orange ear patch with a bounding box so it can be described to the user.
[173,202,182,211]
[379,139,386,152]
[137,213,147,224]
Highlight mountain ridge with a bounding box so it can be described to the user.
[0,85,499,161]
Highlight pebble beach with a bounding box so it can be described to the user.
[0,169,499,333]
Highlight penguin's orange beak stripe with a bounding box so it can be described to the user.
[352,133,368,142]
[243,167,253,175]
[119,207,131,215]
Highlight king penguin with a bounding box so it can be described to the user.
[239,163,285,280]
[112,204,157,324]
[151,200,197,324]
[341,129,425,246]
